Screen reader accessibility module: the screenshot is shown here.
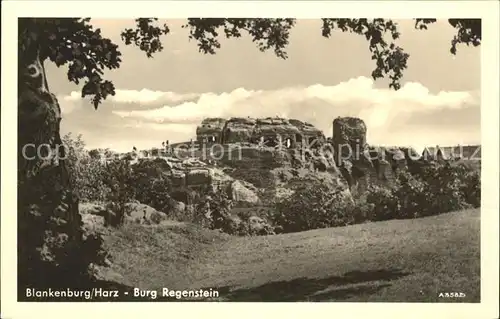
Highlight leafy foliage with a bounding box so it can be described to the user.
[321,19,407,90]
[271,160,481,233]
[460,168,481,208]
[195,190,236,233]
[391,171,429,218]
[272,183,355,233]
[62,133,110,202]
[194,189,276,236]
[362,161,480,222]
[121,18,170,57]
[415,18,481,54]
[19,18,121,108]
[63,139,175,217]
[130,158,174,214]
[101,159,136,227]
[18,133,110,291]
[234,210,276,236]
[182,18,296,59]
[415,161,477,213]
[363,185,401,221]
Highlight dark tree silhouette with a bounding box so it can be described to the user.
[414,19,481,55]
[17,18,481,292]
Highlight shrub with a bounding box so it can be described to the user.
[416,162,472,214]
[269,160,481,234]
[391,171,428,218]
[389,162,479,219]
[350,199,375,224]
[272,182,354,233]
[63,133,110,202]
[364,185,401,221]
[460,169,481,208]
[101,159,136,227]
[234,210,276,236]
[134,175,173,213]
[194,190,238,234]
[127,158,177,216]
[149,211,166,225]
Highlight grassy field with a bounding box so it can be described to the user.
[100,208,480,302]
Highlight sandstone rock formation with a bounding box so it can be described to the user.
[125,202,168,224]
[331,117,429,193]
[132,156,261,205]
[229,180,260,204]
[196,117,226,144]
[252,117,301,147]
[289,119,326,146]
[81,213,107,234]
[135,157,214,191]
[222,117,256,144]
[219,146,293,170]
[80,202,168,225]
[137,115,448,215]
[332,116,367,161]
[195,116,327,148]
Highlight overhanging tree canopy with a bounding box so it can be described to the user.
[19,18,481,108]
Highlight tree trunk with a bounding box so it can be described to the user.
[17,33,106,296]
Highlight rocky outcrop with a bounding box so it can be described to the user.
[131,157,261,205]
[80,202,168,225]
[222,117,256,144]
[196,118,226,144]
[332,117,367,161]
[136,115,447,213]
[219,146,294,170]
[339,142,427,193]
[185,168,213,186]
[134,157,214,190]
[330,117,428,193]
[125,202,168,224]
[229,180,260,204]
[289,119,326,146]
[252,117,301,147]
[197,117,328,148]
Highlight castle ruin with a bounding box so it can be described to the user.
[195,116,326,148]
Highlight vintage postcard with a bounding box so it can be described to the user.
[2,1,499,319]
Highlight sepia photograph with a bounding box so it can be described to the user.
[2,1,499,318]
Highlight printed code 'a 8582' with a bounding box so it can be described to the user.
[438,292,466,298]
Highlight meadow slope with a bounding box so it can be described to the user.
[101,209,480,302]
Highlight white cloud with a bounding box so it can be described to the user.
[108,89,197,104]
[58,76,480,152]
[59,89,198,106]
[111,76,478,131]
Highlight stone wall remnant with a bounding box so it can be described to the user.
[332,117,367,161]
[195,117,328,149]
[289,119,326,147]
[252,117,301,147]
[196,117,227,145]
[221,117,256,144]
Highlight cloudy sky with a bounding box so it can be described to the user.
[46,19,481,152]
